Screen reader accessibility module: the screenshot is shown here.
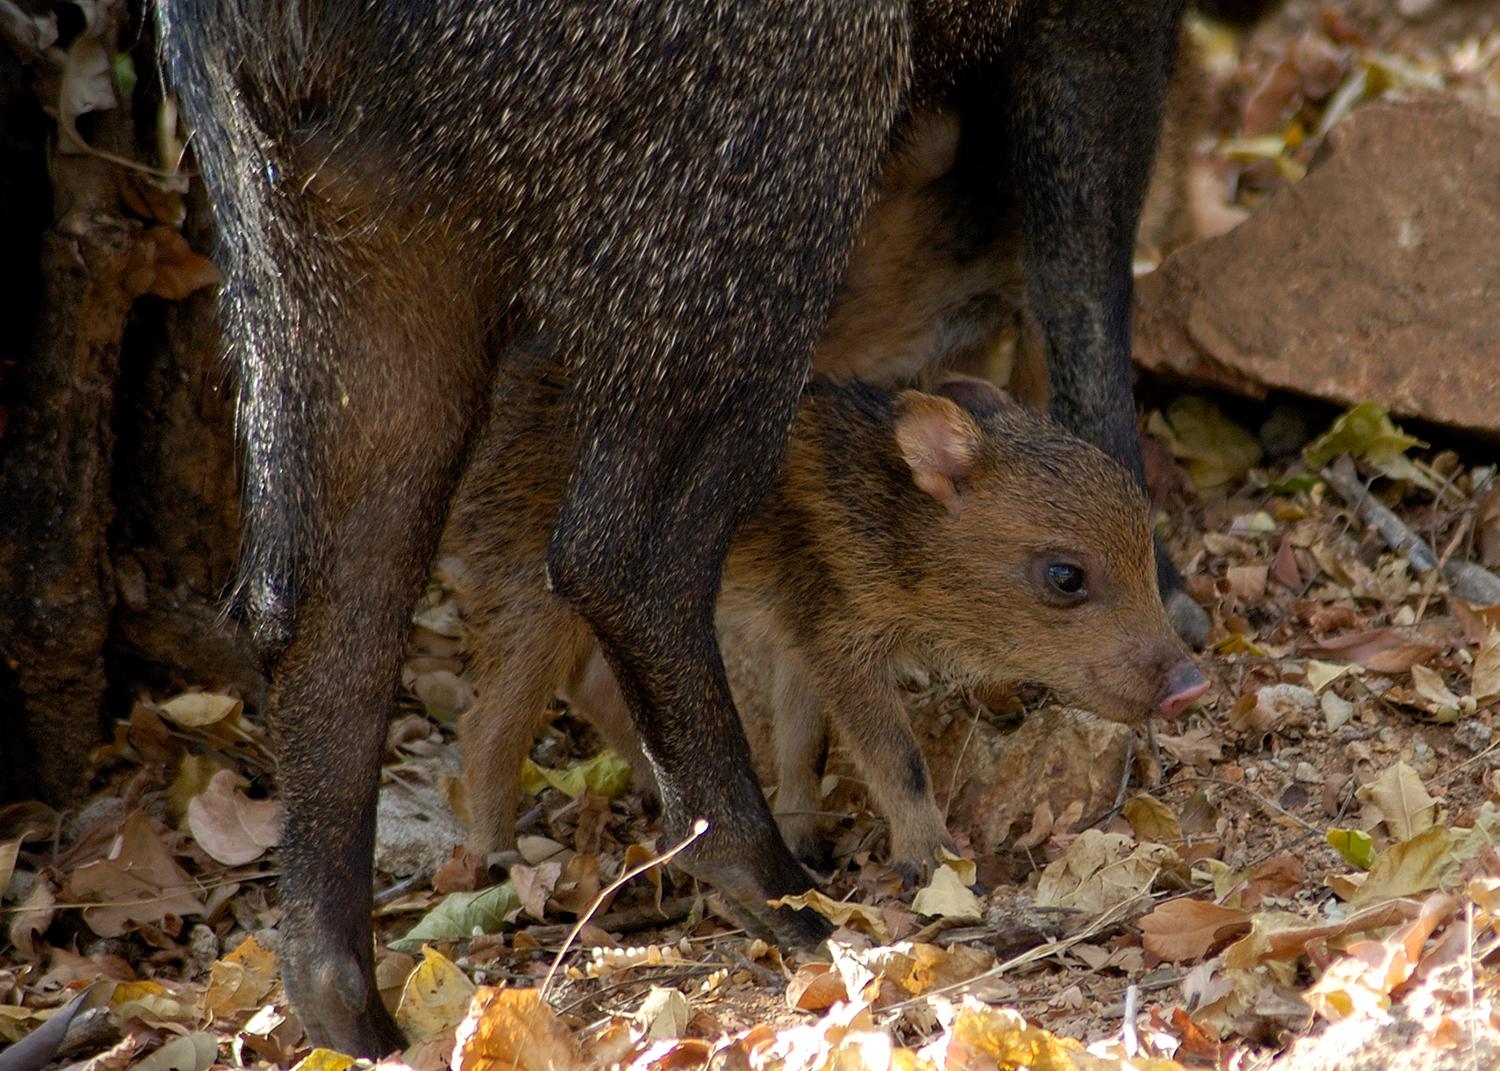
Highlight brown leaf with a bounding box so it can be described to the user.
[1139,899,1252,962]
[70,812,205,937]
[1243,854,1306,908]
[1302,628,1443,674]
[1157,727,1223,769]
[785,963,846,1012]
[510,861,563,921]
[143,226,221,300]
[186,770,282,866]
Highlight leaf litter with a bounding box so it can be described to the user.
[8,7,1500,1071]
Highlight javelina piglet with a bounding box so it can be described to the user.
[455,372,1208,881]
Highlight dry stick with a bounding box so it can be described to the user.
[539,819,707,1003]
[1321,455,1500,605]
[522,895,698,946]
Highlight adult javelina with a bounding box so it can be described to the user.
[159,0,1187,1056]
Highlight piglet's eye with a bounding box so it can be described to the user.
[1046,563,1086,596]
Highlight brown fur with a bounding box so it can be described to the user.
[453,373,1194,873]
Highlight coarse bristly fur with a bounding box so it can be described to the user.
[159,0,1193,1056]
[453,372,1201,880]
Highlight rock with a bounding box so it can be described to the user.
[374,769,466,878]
[921,704,1133,854]
[1134,99,1500,438]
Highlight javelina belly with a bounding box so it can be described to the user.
[455,374,1206,881]
[160,0,1191,1056]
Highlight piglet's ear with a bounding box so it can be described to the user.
[894,390,983,516]
[935,374,1009,419]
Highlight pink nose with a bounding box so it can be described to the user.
[1159,660,1209,718]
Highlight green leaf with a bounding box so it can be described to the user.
[1146,397,1262,498]
[1267,471,1323,495]
[1303,402,1425,468]
[1326,827,1374,870]
[391,883,520,951]
[520,749,633,800]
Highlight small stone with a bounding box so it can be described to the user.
[1454,720,1493,753]
[1294,762,1321,784]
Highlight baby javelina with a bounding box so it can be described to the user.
[452,372,1209,879]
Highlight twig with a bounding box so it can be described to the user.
[539,819,707,1003]
[520,895,697,945]
[1121,984,1140,1058]
[1322,455,1500,605]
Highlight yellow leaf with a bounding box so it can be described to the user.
[1350,826,1456,906]
[1034,830,1185,915]
[395,945,478,1044]
[157,692,242,728]
[910,865,982,921]
[1122,795,1183,844]
[768,889,888,942]
[291,1049,357,1071]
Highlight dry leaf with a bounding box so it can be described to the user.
[396,946,477,1044]
[1350,826,1456,905]
[452,987,581,1071]
[910,865,982,921]
[1122,795,1183,844]
[71,812,205,937]
[1033,830,1184,915]
[785,963,848,1012]
[768,889,888,942]
[157,692,242,729]
[1139,899,1252,962]
[1356,762,1439,842]
[202,934,278,1023]
[186,770,282,866]
[634,986,690,1040]
[1473,629,1500,703]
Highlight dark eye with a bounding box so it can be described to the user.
[1046,563,1086,596]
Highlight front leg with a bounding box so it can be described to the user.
[802,661,953,881]
[1004,0,1207,643]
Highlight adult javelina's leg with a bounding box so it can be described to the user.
[541,7,911,947]
[160,3,496,1056]
[1003,0,1208,644]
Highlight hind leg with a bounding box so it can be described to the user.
[216,207,493,1054]
[768,653,834,871]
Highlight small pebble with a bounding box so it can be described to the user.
[1294,761,1321,784]
[1454,720,1493,753]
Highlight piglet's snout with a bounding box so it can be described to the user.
[1159,660,1209,718]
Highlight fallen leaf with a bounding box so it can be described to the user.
[1122,795,1183,844]
[1303,402,1424,467]
[768,889,888,942]
[1156,727,1223,769]
[1350,825,1457,905]
[910,864,982,921]
[785,963,847,1012]
[452,987,581,1071]
[1327,828,1375,870]
[1303,629,1443,674]
[394,883,521,951]
[143,227,221,300]
[634,986,690,1040]
[127,1031,218,1071]
[1357,762,1440,841]
[396,946,477,1044]
[1147,396,1263,497]
[1033,830,1185,915]
[157,692,242,729]
[1473,629,1500,704]
[510,861,562,922]
[186,770,282,866]
[520,750,633,801]
[202,934,278,1023]
[1139,899,1252,962]
[70,812,205,937]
